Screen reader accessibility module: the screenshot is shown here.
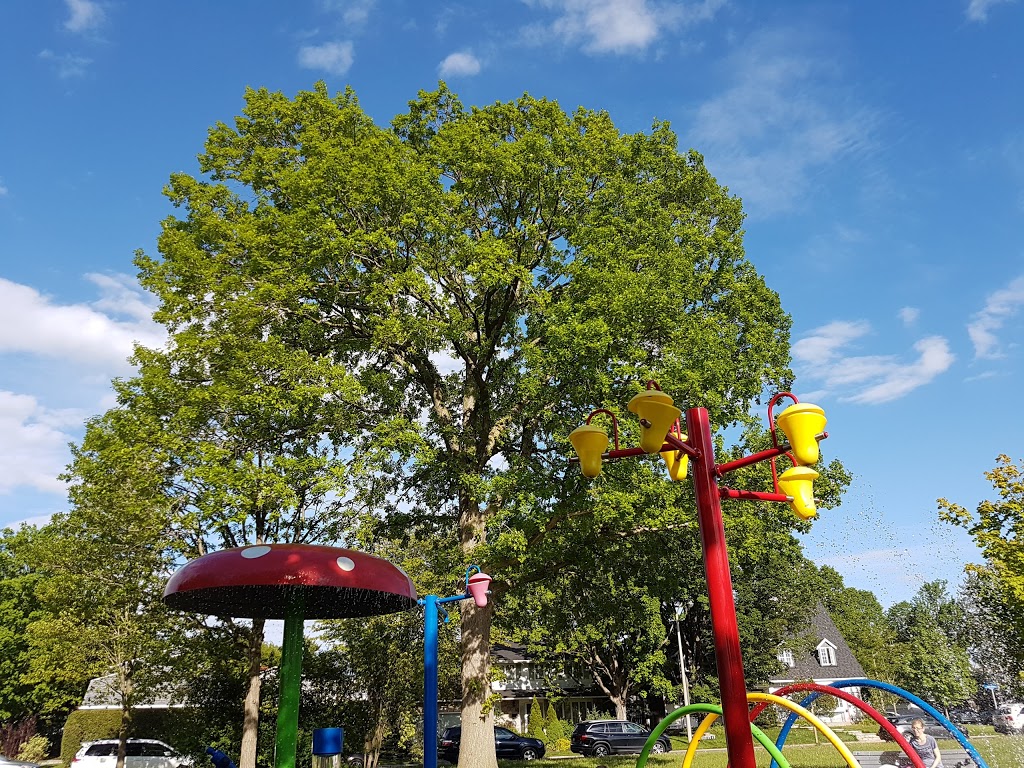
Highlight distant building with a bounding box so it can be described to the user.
[79,674,183,710]
[768,604,866,724]
[439,642,613,733]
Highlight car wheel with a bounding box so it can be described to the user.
[651,741,667,754]
[593,744,611,757]
[520,747,538,761]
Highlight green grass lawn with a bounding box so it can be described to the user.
[496,733,1024,768]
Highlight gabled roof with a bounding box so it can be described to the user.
[770,604,865,684]
[492,642,530,662]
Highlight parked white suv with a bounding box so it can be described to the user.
[73,740,193,768]
[994,702,1024,734]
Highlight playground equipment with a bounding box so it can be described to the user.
[163,544,418,768]
[419,566,492,768]
[771,679,988,768]
[634,678,988,768]
[569,384,827,768]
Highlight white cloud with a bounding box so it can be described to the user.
[38,49,92,79]
[792,320,870,368]
[967,275,1024,359]
[318,0,376,26]
[793,321,954,404]
[525,0,724,55]
[64,0,104,33]
[0,275,163,371]
[966,0,1016,22]
[0,391,80,496]
[439,51,481,77]
[690,28,877,217]
[297,41,354,75]
[898,307,919,325]
[0,179,8,196]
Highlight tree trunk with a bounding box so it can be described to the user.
[362,709,386,768]
[239,619,265,768]
[115,704,132,768]
[613,699,626,721]
[457,497,498,768]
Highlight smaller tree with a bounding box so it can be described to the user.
[29,413,186,768]
[888,582,974,712]
[526,698,545,741]
[805,689,839,744]
[543,701,564,744]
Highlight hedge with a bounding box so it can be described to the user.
[60,709,211,767]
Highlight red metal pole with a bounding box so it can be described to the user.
[719,488,791,503]
[686,407,757,768]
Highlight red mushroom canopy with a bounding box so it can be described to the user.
[163,544,418,619]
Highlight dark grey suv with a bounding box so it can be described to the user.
[569,720,671,757]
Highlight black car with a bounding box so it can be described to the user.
[948,708,983,725]
[877,713,969,741]
[570,720,671,757]
[437,726,545,763]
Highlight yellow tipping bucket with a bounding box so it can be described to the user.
[660,433,689,481]
[628,391,682,454]
[778,466,819,519]
[569,424,609,479]
[776,402,826,466]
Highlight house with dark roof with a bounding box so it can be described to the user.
[439,642,614,733]
[768,604,866,724]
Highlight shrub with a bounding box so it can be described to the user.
[543,702,565,743]
[17,735,49,763]
[526,698,545,741]
[60,708,213,766]
[1,717,38,759]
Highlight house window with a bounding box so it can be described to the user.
[817,640,837,667]
[777,649,795,668]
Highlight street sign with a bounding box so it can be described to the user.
[983,683,999,690]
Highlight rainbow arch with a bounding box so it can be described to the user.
[771,679,987,768]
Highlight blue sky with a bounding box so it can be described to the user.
[1,0,1022,607]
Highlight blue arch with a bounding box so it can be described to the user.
[770,678,987,768]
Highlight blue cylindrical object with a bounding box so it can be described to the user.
[312,728,344,756]
[423,595,440,768]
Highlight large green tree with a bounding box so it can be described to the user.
[92,283,371,768]
[939,455,1024,602]
[0,525,87,731]
[955,568,1024,701]
[888,581,974,711]
[30,415,186,768]
[939,455,1024,657]
[137,81,794,766]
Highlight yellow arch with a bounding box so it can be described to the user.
[680,693,862,768]
[680,712,718,768]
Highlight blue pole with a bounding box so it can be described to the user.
[422,595,439,768]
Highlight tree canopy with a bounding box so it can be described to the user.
[131,80,799,766]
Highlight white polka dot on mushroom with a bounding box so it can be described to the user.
[337,556,355,571]
[241,546,272,559]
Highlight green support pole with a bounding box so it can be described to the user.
[275,590,306,768]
